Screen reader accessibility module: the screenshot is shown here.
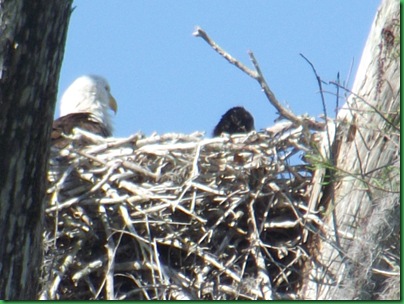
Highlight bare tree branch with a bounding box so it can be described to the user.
[193,26,324,131]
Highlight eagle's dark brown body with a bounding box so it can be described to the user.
[213,107,255,136]
[51,113,111,148]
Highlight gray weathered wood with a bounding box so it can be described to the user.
[303,0,400,299]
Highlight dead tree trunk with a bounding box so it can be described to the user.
[0,0,72,299]
[303,0,400,299]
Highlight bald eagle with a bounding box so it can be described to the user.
[213,106,255,136]
[51,75,117,147]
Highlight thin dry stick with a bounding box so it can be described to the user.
[299,54,333,152]
[192,26,257,78]
[193,26,323,131]
[299,53,342,252]
[97,204,116,299]
[44,239,84,299]
[247,198,273,299]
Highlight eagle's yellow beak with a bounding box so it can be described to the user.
[109,94,118,114]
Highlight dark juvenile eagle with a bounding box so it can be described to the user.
[51,75,117,147]
[213,106,255,136]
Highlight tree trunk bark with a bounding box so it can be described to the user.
[0,0,72,299]
[303,0,400,299]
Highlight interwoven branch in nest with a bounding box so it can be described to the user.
[41,123,322,300]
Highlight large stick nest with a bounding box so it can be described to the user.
[41,121,320,300]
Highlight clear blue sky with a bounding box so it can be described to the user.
[57,1,381,138]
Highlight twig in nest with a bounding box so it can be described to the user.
[97,204,116,299]
[193,26,323,131]
[247,184,273,300]
[40,239,84,299]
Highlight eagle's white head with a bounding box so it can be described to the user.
[59,75,117,133]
